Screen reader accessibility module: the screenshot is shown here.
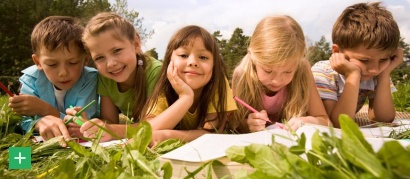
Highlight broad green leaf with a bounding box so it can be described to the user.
[126,150,159,178]
[128,121,152,154]
[161,161,173,179]
[226,145,248,164]
[377,140,410,177]
[66,140,92,157]
[339,114,386,177]
[244,144,283,177]
[152,138,184,154]
[54,159,76,179]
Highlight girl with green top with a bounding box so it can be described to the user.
[65,12,162,142]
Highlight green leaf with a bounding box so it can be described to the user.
[128,121,152,154]
[54,159,76,179]
[161,161,173,179]
[377,140,410,177]
[244,144,283,177]
[152,138,184,154]
[339,114,387,177]
[65,140,92,157]
[126,150,159,178]
[226,145,248,164]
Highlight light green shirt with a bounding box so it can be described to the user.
[98,57,162,118]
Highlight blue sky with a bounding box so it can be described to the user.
[113,0,410,58]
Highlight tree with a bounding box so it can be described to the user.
[306,36,332,65]
[111,0,153,43]
[399,37,410,59]
[144,48,159,60]
[0,0,111,77]
[220,28,249,80]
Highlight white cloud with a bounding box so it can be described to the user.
[117,0,410,58]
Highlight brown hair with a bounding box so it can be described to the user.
[332,2,400,51]
[142,25,231,131]
[83,12,151,121]
[31,16,85,55]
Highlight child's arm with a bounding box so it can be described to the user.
[325,53,362,127]
[147,60,194,130]
[100,96,120,124]
[8,95,60,117]
[287,62,330,130]
[368,48,403,122]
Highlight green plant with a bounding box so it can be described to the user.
[392,83,410,112]
[226,115,410,178]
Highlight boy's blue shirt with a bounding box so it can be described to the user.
[18,65,99,133]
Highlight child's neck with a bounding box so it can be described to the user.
[189,89,203,113]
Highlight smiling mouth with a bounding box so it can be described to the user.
[111,66,125,75]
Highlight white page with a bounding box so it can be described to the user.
[161,129,296,162]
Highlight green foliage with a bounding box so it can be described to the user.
[111,0,153,42]
[214,28,249,80]
[392,83,410,112]
[226,114,410,178]
[145,48,159,60]
[306,36,332,65]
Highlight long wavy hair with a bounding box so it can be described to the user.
[232,15,311,133]
[142,25,231,132]
[82,12,151,121]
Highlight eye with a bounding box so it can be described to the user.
[179,54,188,58]
[359,59,369,63]
[47,64,57,67]
[113,48,122,54]
[263,70,272,74]
[380,58,389,62]
[69,61,80,65]
[199,56,209,60]
[93,56,103,61]
[284,71,292,74]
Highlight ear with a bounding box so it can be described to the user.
[32,54,43,70]
[331,44,340,53]
[134,36,142,54]
[83,55,90,66]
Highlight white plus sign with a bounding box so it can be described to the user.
[14,152,26,164]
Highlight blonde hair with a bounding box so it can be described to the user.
[332,2,400,51]
[232,15,310,132]
[83,12,151,121]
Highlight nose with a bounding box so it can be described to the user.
[107,57,118,69]
[187,56,198,67]
[58,64,69,77]
[270,74,282,85]
[367,63,380,75]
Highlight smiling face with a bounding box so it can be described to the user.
[85,31,139,87]
[338,45,392,81]
[171,37,214,91]
[254,61,297,93]
[32,42,86,90]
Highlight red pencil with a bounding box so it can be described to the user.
[233,96,272,123]
[0,82,14,97]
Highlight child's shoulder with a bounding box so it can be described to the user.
[311,60,336,74]
[21,65,40,76]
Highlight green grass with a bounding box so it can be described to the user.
[393,83,410,112]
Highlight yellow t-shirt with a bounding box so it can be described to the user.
[149,79,237,130]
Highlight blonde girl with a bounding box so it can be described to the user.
[232,15,329,133]
[65,12,162,141]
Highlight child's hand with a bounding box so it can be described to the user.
[381,48,404,75]
[8,94,53,116]
[330,53,361,78]
[167,60,194,98]
[286,117,315,131]
[247,110,269,132]
[35,115,70,146]
[80,118,113,142]
[150,130,169,147]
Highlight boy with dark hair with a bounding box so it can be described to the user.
[8,16,99,142]
[312,2,403,127]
